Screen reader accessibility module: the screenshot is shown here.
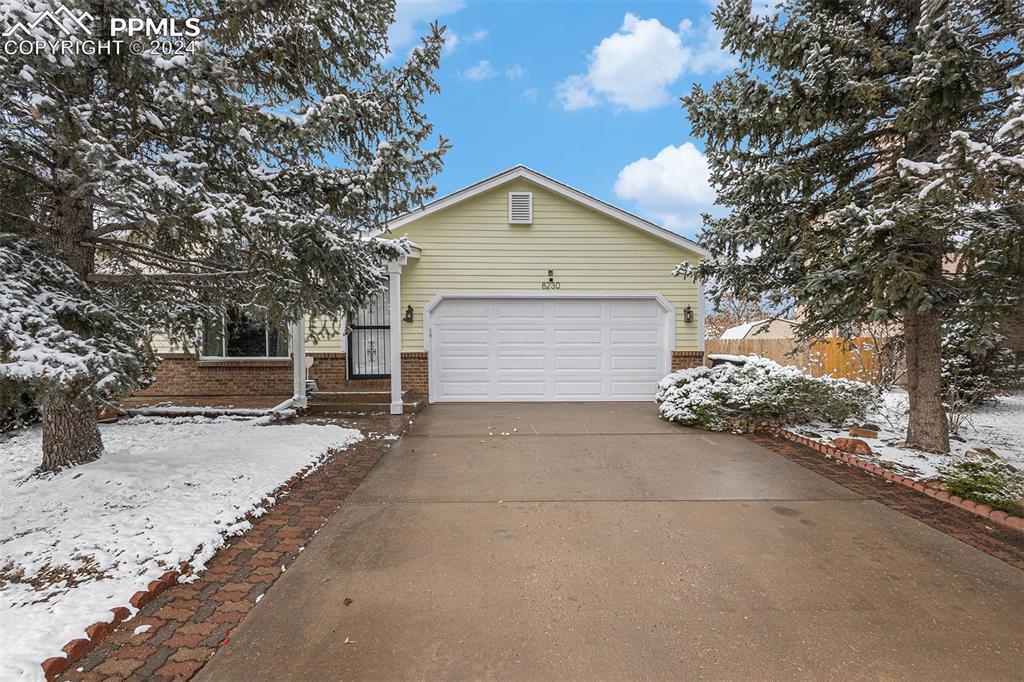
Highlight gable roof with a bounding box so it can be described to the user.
[386,165,710,258]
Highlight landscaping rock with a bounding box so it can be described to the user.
[800,430,822,439]
[966,447,999,459]
[831,437,873,456]
[848,426,879,439]
[860,422,881,432]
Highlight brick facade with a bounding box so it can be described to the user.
[400,352,429,398]
[671,350,705,371]
[140,353,350,397]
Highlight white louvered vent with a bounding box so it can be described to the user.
[508,192,533,224]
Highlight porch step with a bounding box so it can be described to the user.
[305,395,426,415]
[309,390,394,406]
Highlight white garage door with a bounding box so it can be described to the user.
[428,296,672,402]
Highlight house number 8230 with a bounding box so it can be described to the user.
[541,280,561,290]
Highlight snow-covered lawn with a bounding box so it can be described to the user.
[0,416,362,680]
[799,389,1024,481]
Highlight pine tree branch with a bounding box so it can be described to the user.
[88,237,214,270]
[88,271,249,285]
[0,161,55,190]
[0,208,50,233]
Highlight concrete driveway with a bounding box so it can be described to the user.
[199,403,1024,680]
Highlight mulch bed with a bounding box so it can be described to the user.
[750,434,1024,570]
[58,412,413,682]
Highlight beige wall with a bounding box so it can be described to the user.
[391,178,702,352]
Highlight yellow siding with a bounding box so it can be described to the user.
[392,178,702,352]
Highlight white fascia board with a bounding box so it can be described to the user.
[385,166,711,259]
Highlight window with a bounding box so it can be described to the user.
[202,308,289,358]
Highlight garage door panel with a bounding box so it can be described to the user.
[439,381,490,398]
[553,380,605,398]
[552,301,602,318]
[610,329,662,345]
[437,327,490,344]
[430,297,668,402]
[610,300,661,318]
[437,354,489,371]
[496,328,546,345]
[553,328,603,344]
[496,301,545,318]
[609,354,661,371]
[438,302,490,319]
[553,354,603,370]
[495,354,546,371]
[495,380,547,398]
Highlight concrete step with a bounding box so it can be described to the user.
[309,391,397,406]
[305,398,425,415]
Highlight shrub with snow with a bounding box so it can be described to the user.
[938,456,1024,515]
[656,356,873,432]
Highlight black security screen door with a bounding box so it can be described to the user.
[347,289,390,379]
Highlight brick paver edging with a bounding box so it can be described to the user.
[772,428,1024,533]
[51,413,412,682]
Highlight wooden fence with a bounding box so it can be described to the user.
[705,336,888,383]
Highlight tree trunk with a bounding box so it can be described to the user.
[41,388,103,471]
[41,185,104,470]
[904,305,949,452]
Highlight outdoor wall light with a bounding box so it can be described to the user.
[404,305,414,323]
[683,305,694,323]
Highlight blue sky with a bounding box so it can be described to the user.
[388,0,738,238]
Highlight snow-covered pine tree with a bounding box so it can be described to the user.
[0,0,448,470]
[683,0,1023,452]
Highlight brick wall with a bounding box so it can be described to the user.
[401,352,428,397]
[671,350,705,371]
[306,353,349,391]
[140,353,349,396]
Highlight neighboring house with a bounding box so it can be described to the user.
[140,166,709,412]
[720,318,797,340]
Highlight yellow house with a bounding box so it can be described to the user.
[143,166,708,413]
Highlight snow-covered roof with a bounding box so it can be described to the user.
[720,318,796,339]
[385,165,710,258]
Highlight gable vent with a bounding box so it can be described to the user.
[508,192,533,224]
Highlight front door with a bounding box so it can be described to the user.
[347,289,390,379]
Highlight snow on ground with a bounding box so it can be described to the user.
[800,389,1024,480]
[0,416,362,680]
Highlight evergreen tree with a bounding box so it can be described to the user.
[0,0,448,470]
[683,0,1023,452]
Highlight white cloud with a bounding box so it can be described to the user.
[613,142,716,233]
[444,27,489,54]
[555,13,736,112]
[555,74,597,111]
[522,87,538,102]
[443,31,459,54]
[462,59,498,81]
[389,0,465,53]
[505,64,525,80]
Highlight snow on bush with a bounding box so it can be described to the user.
[0,416,362,680]
[938,455,1024,516]
[656,356,873,432]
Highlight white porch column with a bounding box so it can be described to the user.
[697,280,706,353]
[388,261,403,415]
[291,319,308,409]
